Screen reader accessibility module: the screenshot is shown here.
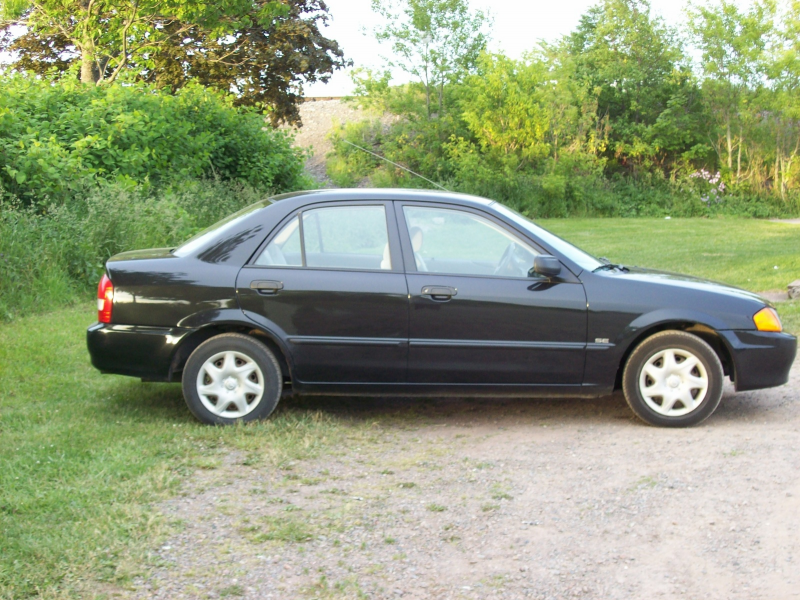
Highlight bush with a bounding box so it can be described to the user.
[0,75,309,206]
[326,119,385,187]
[326,115,799,219]
[0,180,268,320]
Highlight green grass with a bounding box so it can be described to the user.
[780,300,800,335]
[239,515,314,544]
[542,217,800,293]
[0,218,798,598]
[0,305,357,599]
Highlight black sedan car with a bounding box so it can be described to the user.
[87,189,796,427]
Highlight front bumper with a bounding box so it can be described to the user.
[720,330,797,392]
[87,322,194,381]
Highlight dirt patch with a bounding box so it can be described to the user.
[761,290,793,303]
[118,364,800,599]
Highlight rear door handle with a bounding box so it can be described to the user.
[421,285,457,301]
[250,280,283,295]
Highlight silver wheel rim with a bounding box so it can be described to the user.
[639,348,709,417]
[196,351,265,419]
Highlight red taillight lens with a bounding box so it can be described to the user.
[97,274,114,323]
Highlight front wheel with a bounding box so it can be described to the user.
[622,330,724,427]
[182,333,282,425]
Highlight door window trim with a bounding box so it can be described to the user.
[247,200,405,274]
[395,202,548,280]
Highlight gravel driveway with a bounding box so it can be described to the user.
[122,364,799,600]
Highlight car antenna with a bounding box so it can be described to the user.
[341,139,450,192]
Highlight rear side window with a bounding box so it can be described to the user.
[255,205,392,270]
[173,200,270,257]
[255,216,302,266]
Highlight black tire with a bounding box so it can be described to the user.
[181,333,282,425]
[622,330,724,427]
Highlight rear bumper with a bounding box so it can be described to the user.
[720,330,797,392]
[87,322,194,381]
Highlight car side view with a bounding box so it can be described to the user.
[87,189,797,427]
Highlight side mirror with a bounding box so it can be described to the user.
[529,254,562,278]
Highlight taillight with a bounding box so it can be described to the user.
[97,274,114,323]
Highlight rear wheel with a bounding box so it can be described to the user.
[182,333,282,425]
[622,330,724,427]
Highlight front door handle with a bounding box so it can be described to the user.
[421,285,457,301]
[250,280,284,295]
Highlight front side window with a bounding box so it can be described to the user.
[255,205,391,270]
[403,206,539,277]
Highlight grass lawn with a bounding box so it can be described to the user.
[0,306,367,599]
[543,217,800,293]
[0,217,798,598]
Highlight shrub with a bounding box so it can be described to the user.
[326,119,385,187]
[0,180,268,320]
[0,75,309,207]
[327,115,799,219]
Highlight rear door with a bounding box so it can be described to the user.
[237,201,409,384]
[397,203,587,385]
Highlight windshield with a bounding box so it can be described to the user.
[172,199,271,257]
[491,203,603,272]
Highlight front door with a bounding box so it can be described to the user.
[237,202,408,384]
[398,203,587,385]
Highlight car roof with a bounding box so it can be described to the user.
[269,188,495,209]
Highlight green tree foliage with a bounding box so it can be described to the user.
[330,0,799,216]
[459,54,552,167]
[0,75,308,206]
[0,0,347,124]
[0,0,276,85]
[687,0,776,182]
[139,0,348,126]
[565,0,708,172]
[370,0,491,117]
[767,0,800,200]
[686,0,800,200]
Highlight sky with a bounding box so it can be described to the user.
[303,0,701,96]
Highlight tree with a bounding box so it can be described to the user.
[565,0,706,173]
[459,54,552,168]
[762,0,800,200]
[0,0,348,124]
[687,0,776,182]
[0,0,272,85]
[139,0,348,126]
[370,0,491,118]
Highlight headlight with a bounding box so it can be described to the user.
[753,307,782,332]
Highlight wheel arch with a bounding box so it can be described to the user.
[613,321,735,390]
[168,323,293,384]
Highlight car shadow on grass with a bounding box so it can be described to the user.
[103,378,789,429]
[100,376,640,427]
[275,391,639,428]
